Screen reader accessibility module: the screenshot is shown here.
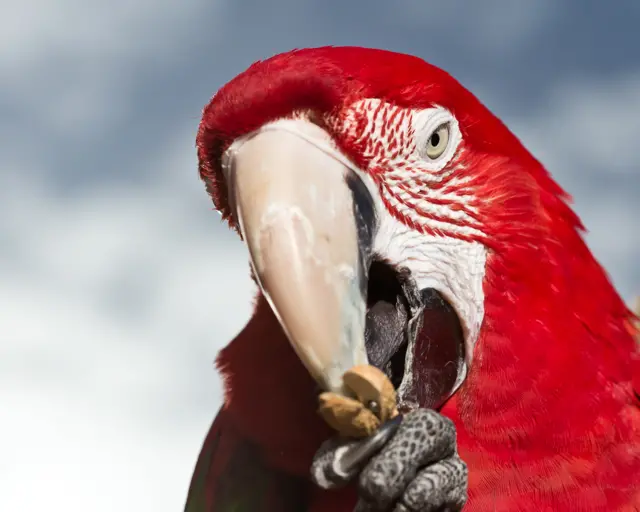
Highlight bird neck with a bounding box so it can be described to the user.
[450,231,638,446]
[216,293,332,476]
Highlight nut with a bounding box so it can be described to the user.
[318,392,380,438]
[317,364,399,438]
[343,365,398,423]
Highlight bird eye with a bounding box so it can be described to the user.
[424,123,450,160]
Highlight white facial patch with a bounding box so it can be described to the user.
[333,100,484,240]
[333,99,489,396]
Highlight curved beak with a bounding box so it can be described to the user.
[222,119,377,394]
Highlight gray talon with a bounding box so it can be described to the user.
[397,455,468,511]
[311,437,358,489]
[311,416,403,490]
[338,415,404,474]
[357,410,456,508]
[312,409,467,511]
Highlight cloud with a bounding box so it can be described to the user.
[0,0,223,150]
[0,123,255,511]
[385,0,555,56]
[506,71,640,299]
[1,0,247,506]
[0,0,220,74]
[516,71,640,177]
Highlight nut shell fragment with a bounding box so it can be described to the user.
[318,392,380,438]
[317,364,399,438]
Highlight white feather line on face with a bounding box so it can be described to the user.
[334,99,484,240]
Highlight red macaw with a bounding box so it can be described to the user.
[184,47,640,511]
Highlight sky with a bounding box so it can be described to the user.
[1,1,639,510]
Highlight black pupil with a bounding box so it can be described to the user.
[430,132,440,146]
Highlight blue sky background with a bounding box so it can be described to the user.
[2,1,639,510]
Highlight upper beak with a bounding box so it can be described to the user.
[222,119,377,395]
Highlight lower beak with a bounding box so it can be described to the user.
[222,120,376,394]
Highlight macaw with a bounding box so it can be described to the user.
[184,47,640,511]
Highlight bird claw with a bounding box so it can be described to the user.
[311,409,468,511]
[312,415,403,488]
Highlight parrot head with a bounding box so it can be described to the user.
[198,46,622,414]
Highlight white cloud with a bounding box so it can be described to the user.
[388,0,555,56]
[506,72,640,299]
[1,0,249,507]
[0,0,218,72]
[515,71,640,176]
[0,0,223,143]
[0,125,255,511]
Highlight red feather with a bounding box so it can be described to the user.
[191,47,640,511]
